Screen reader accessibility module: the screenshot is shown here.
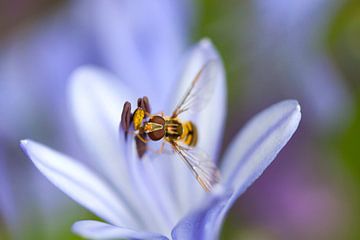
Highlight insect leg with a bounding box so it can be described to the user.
[145,143,172,156]
[135,133,148,143]
[156,142,165,154]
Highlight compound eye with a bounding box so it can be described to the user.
[142,96,151,114]
[147,116,165,141]
[150,116,165,125]
[148,129,165,141]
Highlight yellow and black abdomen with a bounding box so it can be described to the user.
[181,121,198,147]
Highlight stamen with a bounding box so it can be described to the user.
[120,101,132,140]
[142,96,151,114]
[135,130,147,158]
[137,97,144,109]
[137,96,151,115]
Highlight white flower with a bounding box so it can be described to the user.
[21,39,301,239]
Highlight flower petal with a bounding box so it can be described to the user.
[20,139,138,228]
[184,101,301,238]
[171,192,231,240]
[121,134,180,235]
[68,66,135,193]
[69,66,180,234]
[221,100,301,204]
[73,220,168,240]
[168,39,227,214]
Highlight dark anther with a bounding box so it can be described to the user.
[142,96,151,114]
[120,101,132,140]
[137,96,151,115]
[137,97,144,109]
[136,130,147,158]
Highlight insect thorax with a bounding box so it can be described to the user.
[164,119,183,140]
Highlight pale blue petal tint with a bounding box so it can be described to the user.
[122,131,180,235]
[216,100,301,238]
[172,100,301,239]
[18,25,303,240]
[69,66,174,234]
[73,220,167,240]
[70,65,190,235]
[167,39,227,215]
[221,100,301,204]
[68,66,135,191]
[171,193,231,240]
[19,140,138,229]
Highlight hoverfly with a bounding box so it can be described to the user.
[120,60,220,192]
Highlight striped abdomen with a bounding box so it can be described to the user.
[181,121,198,147]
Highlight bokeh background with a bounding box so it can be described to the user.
[0,0,359,239]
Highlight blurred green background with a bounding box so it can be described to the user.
[1,0,360,239]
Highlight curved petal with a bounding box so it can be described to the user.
[221,100,301,204]
[20,140,139,228]
[69,66,179,234]
[120,132,179,235]
[171,192,231,240]
[190,100,302,238]
[68,66,135,193]
[73,220,167,240]
[168,39,227,214]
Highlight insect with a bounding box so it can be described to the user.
[120,60,220,192]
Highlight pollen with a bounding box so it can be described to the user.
[133,108,145,130]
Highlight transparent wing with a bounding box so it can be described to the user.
[172,60,220,118]
[171,142,220,192]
